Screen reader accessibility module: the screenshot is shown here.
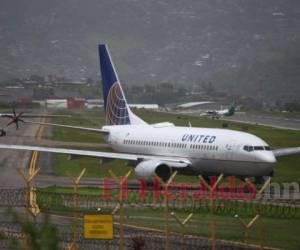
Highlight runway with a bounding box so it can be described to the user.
[175,109,300,130]
[222,112,300,130]
[0,117,40,188]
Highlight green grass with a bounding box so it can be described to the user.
[51,109,105,143]
[125,209,300,250]
[44,108,300,249]
[54,154,132,178]
[50,108,300,183]
[37,186,300,250]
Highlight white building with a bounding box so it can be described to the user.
[85,99,104,109]
[46,99,67,109]
[129,104,159,110]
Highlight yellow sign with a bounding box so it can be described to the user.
[84,214,113,239]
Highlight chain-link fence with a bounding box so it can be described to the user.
[0,221,278,250]
[0,187,298,249]
[0,188,299,218]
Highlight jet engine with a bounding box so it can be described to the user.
[134,160,172,182]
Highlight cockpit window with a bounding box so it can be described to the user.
[243,145,254,152]
[244,145,271,152]
[254,146,264,151]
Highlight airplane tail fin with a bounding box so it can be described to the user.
[228,101,236,115]
[98,44,147,126]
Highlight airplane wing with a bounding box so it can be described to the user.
[273,147,300,157]
[0,144,191,167]
[23,120,109,134]
[0,113,71,118]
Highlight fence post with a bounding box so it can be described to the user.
[199,174,223,250]
[170,212,193,250]
[17,167,40,250]
[66,168,86,250]
[234,214,260,248]
[109,170,132,250]
[156,171,178,250]
[245,177,271,249]
[96,205,120,250]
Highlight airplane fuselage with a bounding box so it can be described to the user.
[104,124,276,177]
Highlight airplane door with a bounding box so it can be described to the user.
[224,141,237,160]
[108,131,120,147]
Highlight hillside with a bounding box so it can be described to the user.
[0,0,299,101]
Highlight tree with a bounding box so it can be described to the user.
[6,210,59,250]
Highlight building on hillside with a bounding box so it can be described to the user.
[67,98,85,109]
[46,99,67,109]
[129,104,159,110]
[32,99,46,107]
[85,99,104,109]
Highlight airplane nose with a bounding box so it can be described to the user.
[262,152,276,164]
[255,152,276,176]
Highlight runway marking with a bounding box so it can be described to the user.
[29,116,46,175]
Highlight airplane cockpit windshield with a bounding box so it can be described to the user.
[243,145,271,152]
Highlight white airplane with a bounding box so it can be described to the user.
[200,102,236,119]
[0,44,299,183]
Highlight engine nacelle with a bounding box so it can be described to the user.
[135,160,172,182]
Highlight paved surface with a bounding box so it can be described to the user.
[174,110,300,130]
[222,112,300,130]
[0,111,111,188]
[0,119,40,188]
